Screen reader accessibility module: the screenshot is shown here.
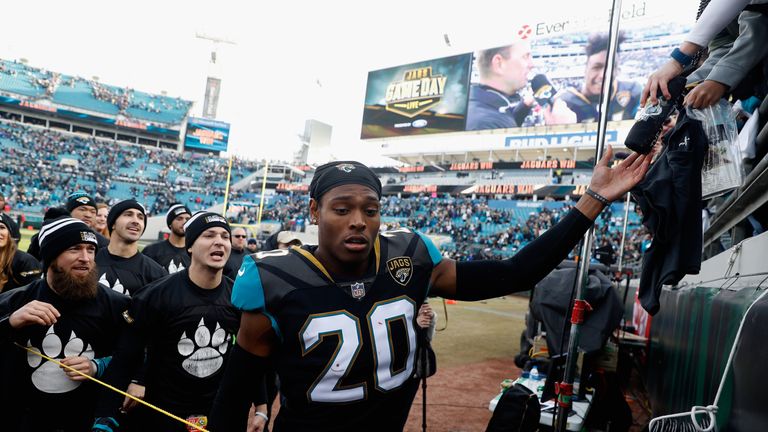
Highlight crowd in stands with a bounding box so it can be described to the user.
[0,58,192,124]
[0,121,261,216]
[0,114,644,265]
[241,192,648,266]
[0,114,649,266]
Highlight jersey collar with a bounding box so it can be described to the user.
[291,236,381,283]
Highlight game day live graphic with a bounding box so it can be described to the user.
[361,53,472,139]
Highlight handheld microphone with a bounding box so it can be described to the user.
[531,74,557,107]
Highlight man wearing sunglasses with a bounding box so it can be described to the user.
[225,227,249,280]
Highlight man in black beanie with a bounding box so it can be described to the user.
[92,212,262,432]
[28,205,102,261]
[96,199,166,297]
[65,192,108,248]
[0,217,130,431]
[142,203,192,274]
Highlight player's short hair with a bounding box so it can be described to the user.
[476,45,513,77]
[585,32,627,57]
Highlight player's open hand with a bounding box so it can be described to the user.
[587,146,651,202]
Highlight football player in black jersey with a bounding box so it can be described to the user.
[142,203,192,274]
[93,212,266,432]
[210,153,651,431]
[95,199,167,297]
[0,217,130,431]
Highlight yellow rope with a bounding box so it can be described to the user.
[15,343,209,432]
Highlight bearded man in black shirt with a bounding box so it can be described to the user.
[0,217,130,431]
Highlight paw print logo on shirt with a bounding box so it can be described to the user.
[99,273,126,295]
[168,260,185,274]
[26,326,94,393]
[177,318,230,378]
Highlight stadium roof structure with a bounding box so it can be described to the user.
[0,58,192,126]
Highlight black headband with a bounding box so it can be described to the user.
[309,161,382,201]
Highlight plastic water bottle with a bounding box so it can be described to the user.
[530,366,540,382]
[529,366,543,397]
[517,371,530,389]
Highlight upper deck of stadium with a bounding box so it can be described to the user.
[0,58,192,125]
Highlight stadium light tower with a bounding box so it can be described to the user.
[195,32,236,120]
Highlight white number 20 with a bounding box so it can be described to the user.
[300,297,417,403]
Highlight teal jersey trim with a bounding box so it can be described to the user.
[415,231,443,267]
[231,255,283,340]
[231,255,265,312]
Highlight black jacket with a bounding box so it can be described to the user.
[631,111,708,315]
[1,251,42,293]
[466,84,530,131]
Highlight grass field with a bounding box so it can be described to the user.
[18,228,35,252]
[430,296,528,368]
[405,296,530,431]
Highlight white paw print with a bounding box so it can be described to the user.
[168,261,185,274]
[26,326,94,393]
[177,318,229,378]
[99,273,126,295]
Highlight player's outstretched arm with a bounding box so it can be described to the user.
[209,312,274,432]
[429,147,650,300]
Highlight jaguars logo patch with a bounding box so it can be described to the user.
[122,310,135,324]
[615,90,631,108]
[336,163,356,173]
[387,256,413,286]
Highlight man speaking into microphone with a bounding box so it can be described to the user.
[466,39,575,130]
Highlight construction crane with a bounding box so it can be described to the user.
[194,33,236,119]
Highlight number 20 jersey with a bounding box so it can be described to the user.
[231,228,443,431]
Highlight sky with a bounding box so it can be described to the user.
[0,0,697,165]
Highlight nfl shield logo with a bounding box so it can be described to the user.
[350,282,366,299]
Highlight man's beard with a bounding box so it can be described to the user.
[172,227,185,237]
[50,266,99,300]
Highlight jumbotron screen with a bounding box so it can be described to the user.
[361,53,472,139]
[184,117,231,152]
[360,0,694,139]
